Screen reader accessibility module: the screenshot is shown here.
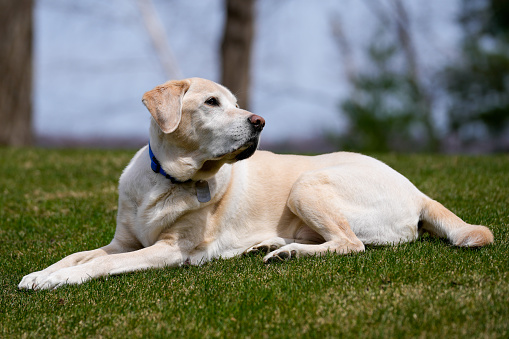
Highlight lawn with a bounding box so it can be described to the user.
[1,148,508,338]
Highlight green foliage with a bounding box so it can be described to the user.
[339,28,437,153]
[443,0,509,150]
[1,148,508,337]
[338,0,509,153]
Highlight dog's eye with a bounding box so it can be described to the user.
[205,97,220,106]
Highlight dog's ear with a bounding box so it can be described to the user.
[142,79,191,134]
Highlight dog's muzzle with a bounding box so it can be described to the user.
[234,114,265,161]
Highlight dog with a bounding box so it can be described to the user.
[19,78,494,290]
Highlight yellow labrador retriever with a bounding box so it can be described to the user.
[19,78,494,290]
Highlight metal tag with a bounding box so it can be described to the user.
[196,180,211,203]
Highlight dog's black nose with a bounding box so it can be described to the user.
[248,114,265,131]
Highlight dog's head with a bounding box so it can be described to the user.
[142,78,264,179]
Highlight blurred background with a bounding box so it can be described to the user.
[1,0,508,153]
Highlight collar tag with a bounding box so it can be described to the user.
[196,180,211,203]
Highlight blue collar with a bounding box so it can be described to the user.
[148,142,190,184]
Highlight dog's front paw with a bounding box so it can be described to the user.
[41,266,95,290]
[263,247,298,264]
[19,266,94,290]
[18,270,51,290]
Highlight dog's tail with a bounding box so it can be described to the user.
[419,198,494,247]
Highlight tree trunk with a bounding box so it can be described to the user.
[391,0,439,151]
[220,0,255,110]
[0,0,33,146]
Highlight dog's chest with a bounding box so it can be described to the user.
[134,184,203,246]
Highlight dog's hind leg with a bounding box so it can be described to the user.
[419,198,494,247]
[263,172,365,263]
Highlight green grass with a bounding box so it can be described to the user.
[1,148,508,338]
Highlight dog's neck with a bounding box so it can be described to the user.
[148,142,190,184]
[149,121,232,182]
[148,141,212,203]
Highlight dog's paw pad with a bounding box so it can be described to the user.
[264,254,284,264]
[243,247,262,256]
[255,245,270,253]
[244,244,281,256]
[263,249,297,264]
[277,251,290,259]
